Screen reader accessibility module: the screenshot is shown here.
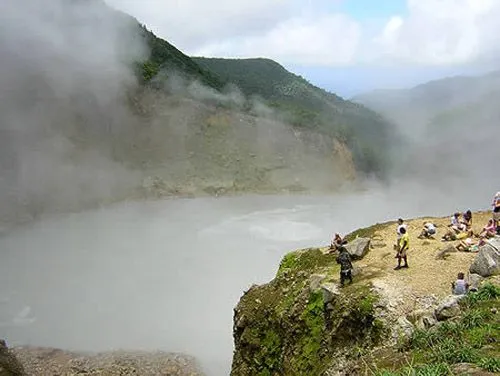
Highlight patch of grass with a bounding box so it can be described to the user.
[277,252,300,276]
[293,290,327,375]
[277,248,335,277]
[374,362,452,376]
[461,282,500,308]
[477,356,500,373]
[345,221,394,242]
[373,283,499,375]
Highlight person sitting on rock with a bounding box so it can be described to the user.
[451,272,469,295]
[418,222,437,239]
[394,227,409,270]
[479,219,496,238]
[336,246,353,287]
[329,233,346,252]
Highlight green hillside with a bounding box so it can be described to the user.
[136,27,225,89]
[193,57,397,176]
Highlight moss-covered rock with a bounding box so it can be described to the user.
[230,248,385,376]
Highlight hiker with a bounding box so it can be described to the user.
[462,210,473,230]
[449,212,466,233]
[442,212,467,241]
[329,233,346,252]
[451,272,469,295]
[418,221,437,239]
[394,226,409,270]
[336,246,353,287]
[492,192,500,227]
[394,218,407,250]
[480,219,496,238]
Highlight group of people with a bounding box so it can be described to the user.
[328,191,500,290]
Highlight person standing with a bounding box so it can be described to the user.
[395,227,409,270]
[492,192,500,227]
[336,247,353,287]
[395,218,407,250]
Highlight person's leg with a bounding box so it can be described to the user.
[402,255,408,267]
[347,270,353,284]
[394,255,402,269]
[340,271,345,287]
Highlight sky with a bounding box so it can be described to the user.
[105,0,500,97]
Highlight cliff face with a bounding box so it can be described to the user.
[230,213,500,376]
[230,248,385,376]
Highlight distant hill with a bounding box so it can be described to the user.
[353,70,500,183]
[352,70,500,133]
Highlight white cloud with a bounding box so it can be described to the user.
[105,0,360,66]
[374,0,500,66]
[105,0,500,68]
[193,14,361,66]
[105,0,291,49]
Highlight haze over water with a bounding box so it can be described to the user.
[0,181,496,375]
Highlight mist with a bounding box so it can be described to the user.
[0,188,495,375]
[0,0,147,228]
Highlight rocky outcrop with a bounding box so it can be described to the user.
[434,295,463,321]
[231,248,384,376]
[469,273,484,291]
[0,340,25,376]
[8,346,203,376]
[406,309,437,330]
[452,363,498,376]
[470,238,500,277]
[345,237,371,260]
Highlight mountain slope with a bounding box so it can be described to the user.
[138,26,225,89]
[352,71,500,185]
[194,57,397,176]
[0,0,397,228]
[352,70,500,131]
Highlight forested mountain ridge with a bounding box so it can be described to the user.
[193,57,396,175]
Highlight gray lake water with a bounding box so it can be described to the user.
[0,181,496,375]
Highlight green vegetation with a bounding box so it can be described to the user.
[371,283,500,375]
[136,26,224,89]
[345,221,394,242]
[232,248,384,376]
[194,57,397,177]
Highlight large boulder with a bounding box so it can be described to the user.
[434,295,463,321]
[469,238,500,277]
[0,340,25,376]
[406,309,437,330]
[468,273,484,292]
[452,363,498,375]
[395,316,414,342]
[345,237,371,260]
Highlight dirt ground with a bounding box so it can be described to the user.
[354,211,495,315]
